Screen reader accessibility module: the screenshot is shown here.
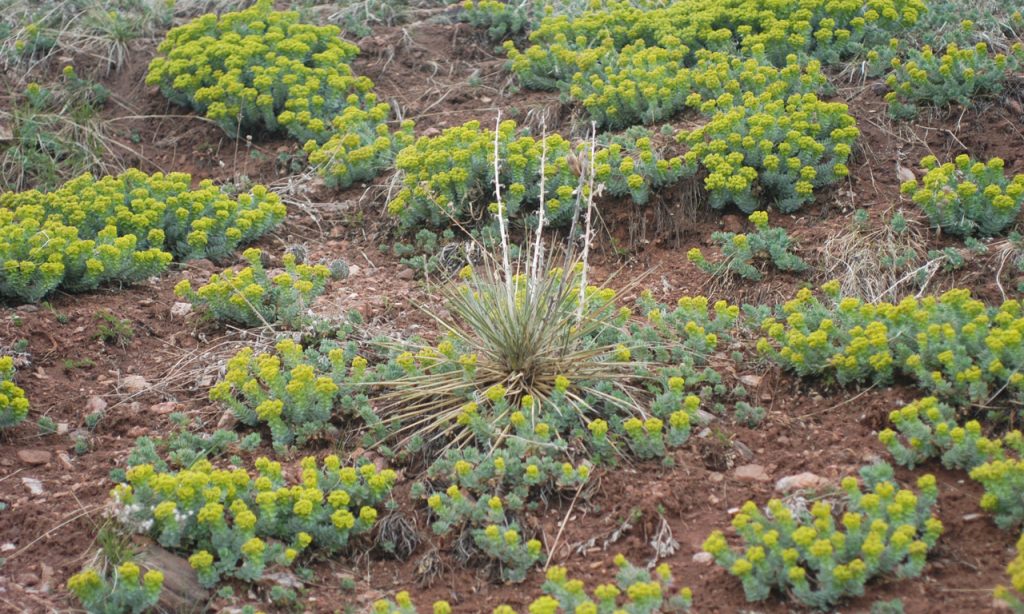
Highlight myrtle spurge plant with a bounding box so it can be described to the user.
[175,248,331,328]
[996,532,1024,611]
[702,463,943,610]
[901,154,1024,237]
[387,120,683,233]
[882,398,1024,530]
[503,0,923,91]
[68,562,163,614]
[884,36,1024,118]
[305,111,415,189]
[568,47,826,130]
[687,211,807,281]
[0,170,285,302]
[210,338,371,450]
[0,356,29,429]
[678,91,857,213]
[371,555,692,613]
[146,0,381,144]
[879,396,1003,470]
[113,456,396,587]
[758,285,1024,408]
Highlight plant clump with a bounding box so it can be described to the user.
[881,396,1024,530]
[702,463,943,610]
[175,248,332,329]
[758,285,1024,409]
[112,455,396,587]
[386,119,683,234]
[0,169,285,302]
[0,356,29,429]
[67,562,163,614]
[687,211,807,280]
[372,555,692,612]
[901,154,1024,237]
[883,36,1024,118]
[146,0,372,144]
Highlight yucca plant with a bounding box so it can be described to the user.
[373,122,648,452]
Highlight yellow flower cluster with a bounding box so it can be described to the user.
[703,468,941,607]
[0,356,29,429]
[211,339,356,449]
[885,35,1024,118]
[0,169,284,302]
[761,285,1024,406]
[68,562,163,613]
[114,456,395,587]
[678,90,857,213]
[388,119,681,233]
[901,154,1024,236]
[147,0,368,143]
[176,248,332,328]
[372,555,691,612]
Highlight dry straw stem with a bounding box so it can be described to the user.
[820,208,932,302]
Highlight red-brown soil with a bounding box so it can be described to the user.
[0,8,1022,614]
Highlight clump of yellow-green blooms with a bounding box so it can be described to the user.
[687,211,807,280]
[386,119,683,234]
[146,0,412,190]
[703,462,942,610]
[677,88,858,213]
[68,562,163,614]
[147,0,365,144]
[175,248,332,329]
[371,555,692,613]
[0,170,284,302]
[210,336,371,451]
[996,533,1024,612]
[882,23,1024,118]
[504,0,923,91]
[881,396,1024,530]
[758,285,1024,408]
[0,356,29,429]
[112,455,396,588]
[305,110,416,189]
[901,154,1024,237]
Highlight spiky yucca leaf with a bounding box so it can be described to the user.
[375,255,647,451]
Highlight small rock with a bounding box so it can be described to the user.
[739,374,763,388]
[56,422,69,435]
[347,264,361,277]
[85,395,107,414]
[170,302,192,318]
[21,477,44,495]
[732,440,754,460]
[122,375,149,393]
[15,573,40,587]
[734,464,770,483]
[691,551,714,566]
[17,449,52,466]
[708,472,724,483]
[0,543,15,552]
[150,401,179,415]
[16,304,38,313]
[896,163,916,184]
[775,472,829,493]
[216,410,238,430]
[188,259,216,272]
[720,214,744,233]
[396,267,416,281]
